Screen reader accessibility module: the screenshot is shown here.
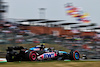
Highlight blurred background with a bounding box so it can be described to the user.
[0,0,100,59]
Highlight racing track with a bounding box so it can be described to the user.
[0,58,100,62]
[0,58,100,67]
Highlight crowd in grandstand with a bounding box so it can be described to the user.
[0,21,100,59]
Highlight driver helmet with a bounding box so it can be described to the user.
[36,43,45,50]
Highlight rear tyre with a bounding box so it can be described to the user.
[25,51,37,61]
[6,54,13,62]
[70,50,80,60]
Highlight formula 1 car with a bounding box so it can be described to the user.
[6,45,80,62]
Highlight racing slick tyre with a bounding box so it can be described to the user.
[25,51,37,61]
[6,54,13,62]
[69,50,80,60]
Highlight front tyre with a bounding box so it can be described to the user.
[70,50,80,60]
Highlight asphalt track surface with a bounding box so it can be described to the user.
[0,58,100,62]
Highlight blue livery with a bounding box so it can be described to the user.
[29,47,40,51]
[59,51,67,54]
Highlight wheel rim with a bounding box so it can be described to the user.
[73,51,80,60]
[31,53,36,61]
[75,52,79,60]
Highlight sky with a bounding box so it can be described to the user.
[4,0,100,26]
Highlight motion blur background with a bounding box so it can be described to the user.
[0,0,100,59]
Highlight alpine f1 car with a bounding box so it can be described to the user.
[6,45,80,62]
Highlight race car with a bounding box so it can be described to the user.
[6,45,80,62]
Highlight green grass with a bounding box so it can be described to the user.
[0,61,100,67]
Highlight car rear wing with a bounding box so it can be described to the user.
[6,46,25,51]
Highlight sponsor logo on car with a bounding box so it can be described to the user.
[44,52,55,58]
